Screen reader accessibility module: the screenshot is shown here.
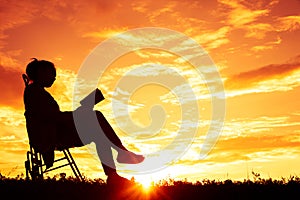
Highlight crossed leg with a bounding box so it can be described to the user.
[62,110,144,183]
[95,111,144,175]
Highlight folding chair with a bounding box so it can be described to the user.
[25,145,83,181]
[22,74,83,181]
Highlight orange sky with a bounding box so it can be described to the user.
[1,0,300,183]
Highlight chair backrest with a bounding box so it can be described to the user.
[22,73,33,144]
[22,74,41,153]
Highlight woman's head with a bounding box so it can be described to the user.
[26,58,56,87]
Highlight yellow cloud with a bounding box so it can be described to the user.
[48,68,78,111]
[225,55,300,96]
[193,26,230,49]
[0,51,22,69]
[221,116,300,139]
[251,36,282,52]
[82,27,128,40]
[219,0,270,26]
[276,15,300,32]
[244,23,274,39]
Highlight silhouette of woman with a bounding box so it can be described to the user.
[23,58,144,185]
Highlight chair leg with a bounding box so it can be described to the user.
[25,147,83,181]
[25,153,31,180]
[25,148,43,180]
[62,149,84,181]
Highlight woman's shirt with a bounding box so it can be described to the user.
[23,83,60,153]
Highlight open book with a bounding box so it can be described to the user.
[79,88,105,108]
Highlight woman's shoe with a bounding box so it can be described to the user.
[106,173,133,186]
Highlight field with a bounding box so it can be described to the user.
[1,173,300,200]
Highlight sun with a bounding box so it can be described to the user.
[137,178,154,192]
[142,180,153,191]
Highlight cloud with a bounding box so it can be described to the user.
[225,55,300,95]
[47,68,78,111]
[0,107,25,129]
[190,114,300,165]
[0,51,22,69]
[276,15,300,32]
[250,36,282,52]
[244,23,274,39]
[0,106,29,176]
[0,1,39,50]
[0,65,24,107]
[217,0,283,41]
[215,134,300,157]
[0,0,37,31]
[221,115,300,139]
[82,27,129,40]
[218,0,270,26]
[172,114,300,166]
[135,50,174,59]
[0,0,127,51]
[176,125,300,165]
[193,26,231,50]
[125,0,230,50]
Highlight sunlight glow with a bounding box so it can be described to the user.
[139,179,154,192]
[134,176,155,192]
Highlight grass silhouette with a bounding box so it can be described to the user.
[1,172,300,200]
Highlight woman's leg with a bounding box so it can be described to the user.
[58,111,118,176]
[95,111,145,164]
[60,110,144,184]
[95,140,117,176]
[95,111,127,151]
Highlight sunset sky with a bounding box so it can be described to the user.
[1,0,300,184]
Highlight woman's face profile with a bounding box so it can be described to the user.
[36,67,56,88]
